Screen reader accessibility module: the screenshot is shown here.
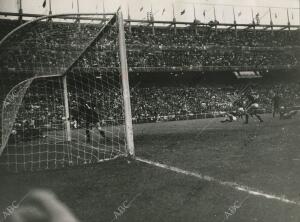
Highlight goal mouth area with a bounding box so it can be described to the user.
[0,125,127,173]
[0,12,132,173]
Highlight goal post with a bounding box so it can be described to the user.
[118,11,135,157]
[62,75,72,142]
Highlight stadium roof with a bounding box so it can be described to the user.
[0,0,299,25]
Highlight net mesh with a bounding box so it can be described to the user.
[0,14,127,172]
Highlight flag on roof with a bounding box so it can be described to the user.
[255,13,260,24]
[42,0,46,8]
[180,9,186,15]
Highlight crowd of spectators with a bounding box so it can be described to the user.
[123,26,299,69]
[126,49,298,70]
[76,24,299,70]
[126,26,300,47]
[3,80,300,134]
[0,18,299,75]
[130,82,300,122]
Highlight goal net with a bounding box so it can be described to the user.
[0,12,132,173]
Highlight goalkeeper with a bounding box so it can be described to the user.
[74,98,106,143]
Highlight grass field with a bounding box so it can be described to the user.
[1,113,300,222]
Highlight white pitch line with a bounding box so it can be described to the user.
[136,157,300,206]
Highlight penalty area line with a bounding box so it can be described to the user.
[136,157,300,206]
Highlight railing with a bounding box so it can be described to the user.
[129,65,300,72]
[132,112,227,124]
[127,44,300,51]
[0,11,299,30]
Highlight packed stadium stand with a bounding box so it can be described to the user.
[0,19,299,73]
[0,17,299,129]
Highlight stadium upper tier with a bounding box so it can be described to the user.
[0,18,299,75]
[126,25,300,47]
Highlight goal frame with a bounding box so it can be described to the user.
[0,11,135,160]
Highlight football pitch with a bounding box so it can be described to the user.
[1,114,300,222]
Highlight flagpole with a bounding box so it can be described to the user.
[213,6,217,30]
[213,6,216,21]
[232,7,237,38]
[269,8,273,30]
[193,4,198,34]
[128,4,132,33]
[49,0,52,15]
[103,0,106,20]
[151,4,154,21]
[287,8,290,26]
[18,0,23,22]
[150,4,154,34]
[287,8,291,33]
[232,6,236,24]
[172,3,175,20]
[251,9,256,33]
[172,3,176,34]
[76,0,80,24]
